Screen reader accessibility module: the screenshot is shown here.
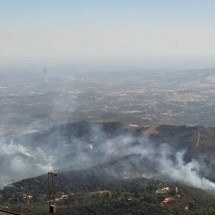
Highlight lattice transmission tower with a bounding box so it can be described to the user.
[48,171,58,214]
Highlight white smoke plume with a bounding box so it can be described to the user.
[93,132,215,192]
[157,147,215,191]
[0,124,215,193]
[0,138,54,188]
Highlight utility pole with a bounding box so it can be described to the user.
[48,171,58,214]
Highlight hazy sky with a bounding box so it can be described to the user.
[1,0,215,69]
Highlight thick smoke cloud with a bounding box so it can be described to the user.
[157,147,215,191]
[0,124,215,193]
[0,138,54,187]
[99,134,215,192]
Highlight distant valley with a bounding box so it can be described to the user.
[0,69,215,214]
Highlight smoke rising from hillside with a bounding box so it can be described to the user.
[157,147,215,191]
[100,135,215,191]
[0,124,215,193]
[0,138,54,187]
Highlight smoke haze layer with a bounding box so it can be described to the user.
[0,122,215,193]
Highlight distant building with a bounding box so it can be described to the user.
[156,187,170,194]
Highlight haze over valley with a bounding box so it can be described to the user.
[0,68,215,214]
[1,0,215,214]
[0,68,214,138]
